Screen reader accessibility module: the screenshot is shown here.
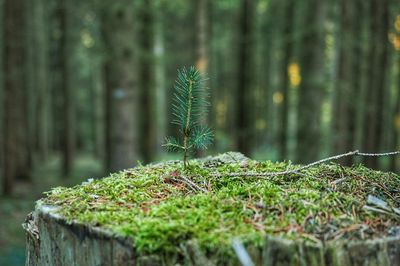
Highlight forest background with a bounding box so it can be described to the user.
[0,0,399,264]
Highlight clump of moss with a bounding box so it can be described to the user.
[43,153,400,256]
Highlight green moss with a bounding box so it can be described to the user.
[43,154,400,256]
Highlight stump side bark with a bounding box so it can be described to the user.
[25,204,136,266]
[24,203,400,266]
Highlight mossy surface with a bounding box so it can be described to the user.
[42,153,400,256]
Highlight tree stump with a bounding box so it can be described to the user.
[24,152,400,265]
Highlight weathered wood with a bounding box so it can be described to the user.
[25,204,136,266]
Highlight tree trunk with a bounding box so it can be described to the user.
[0,0,4,171]
[194,0,209,158]
[391,55,400,172]
[362,0,390,169]
[27,0,50,160]
[255,0,278,152]
[196,0,209,74]
[103,1,140,172]
[48,0,62,153]
[58,0,75,177]
[154,10,167,157]
[295,0,326,163]
[2,0,31,194]
[236,0,255,157]
[277,0,294,160]
[333,0,362,165]
[93,65,105,160]
[138,0,155,164]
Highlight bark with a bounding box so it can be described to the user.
[362,0,390,169]
[195,0,209,158]
[154,11,167,156]
[48,0,63,152]
[25,194,400,266]
[103,1,140,172]
[59,0,75,177]
[196,0,209,74]
[138,0,155,164]
[390,54,400,172]
[27,0,50,160]
[0,0,4,170]
[277,0,294,160]
[2,0,31,194]
[256,0,278,150]
[93,66,105,160]
[24,204,136,266]
[296,0,326,163]
[236,0,256,156]
[333,0,362,165]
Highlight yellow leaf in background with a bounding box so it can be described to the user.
[389,33,400,50]
[273,92,284,104]
[395,114,400,131]
[394,36,400,50]
[288,62,301,87]
[395,15,400,32]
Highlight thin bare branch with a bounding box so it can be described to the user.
[212,150,400,178]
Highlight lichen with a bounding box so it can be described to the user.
[42,153,400,256]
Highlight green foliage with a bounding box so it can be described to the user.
[163,66,213,168]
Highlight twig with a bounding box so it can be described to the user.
[212,150,400,178]
[180,175,208,193]
[168,177,199,192]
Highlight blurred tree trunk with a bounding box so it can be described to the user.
[236,0,255,156]
[0,0,3,171]
[195,0,209,157]
[2,0,31,194]
[138,0,154,164]
[296,0,326,163]
[93,65,105,160]
[154,9,167,157]
[103,1,139,172]
[27,0,50,160]
[362,0,390,169]
[196,0,209,74]
[25,0,36,164]
[59,0,75,177]
[390,55,400,172]
[256,0,277,151]
[333,0,362,165]
[277,0,294,160]
[48,0,62,152]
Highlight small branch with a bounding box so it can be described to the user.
[180,175,208,193]
[168,175,208,193]
[162,142,185,150]
[212,150,400,178]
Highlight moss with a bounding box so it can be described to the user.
[42,153,400,256]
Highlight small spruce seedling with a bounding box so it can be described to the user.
[163,66,213,169]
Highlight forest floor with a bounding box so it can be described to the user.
[0,154,102,266]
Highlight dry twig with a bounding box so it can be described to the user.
[212,150,400,178]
